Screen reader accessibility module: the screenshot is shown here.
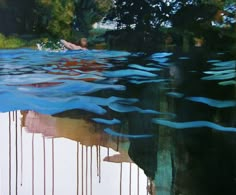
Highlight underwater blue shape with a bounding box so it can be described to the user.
[213,60,236,66]
[146,63,160,66]
[178,57,190,60]
[203,66,236,81]
[150,53,172,63]
[204,69,235,75]
[108,102,176,118]
[128,64,161,71]
[218,80,236,86]
[166,92,184,98]
[76,96,139,106]
[152,119,236,132]
[92,118,121,125]
[159,62,173,66]
[186,96,236,108]
[152,58,169,63]
[128,76,151,80]
[103,69,157,78]
[129,79,168,84]
[108,102,160,114]
[211,64,236,70]
[104,128,153,138]
[151,52,173,58]
[202,72,235,80]
[114,57,128,61]
[207,60,221,63]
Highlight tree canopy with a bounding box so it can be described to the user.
[0,0,113,39]
[105,0,235,31]
[35,0,113,39]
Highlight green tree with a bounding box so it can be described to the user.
[73,0,112,36]
[106,0,235,31]
[36,0,75,39]
[35,0,113,39]
[105,0,193,31]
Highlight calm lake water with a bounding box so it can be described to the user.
[0,48,235,195]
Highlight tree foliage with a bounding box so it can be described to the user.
[106,0,234,31]
[36,0,113,39]
[36,0,75,39]
[105,0,192,30]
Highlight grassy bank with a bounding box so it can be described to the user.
[0,33,27,48]
[0,33,53,49]
[0,29,108,50]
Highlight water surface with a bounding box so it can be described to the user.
[0,48,235,195]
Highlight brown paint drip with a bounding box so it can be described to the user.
[16,111,18,195]
[129,163,132,195]
[20,126,23,186]
[137,167,140,195]
[107,147,110,160]
[146,178,148,195]
[52,138,54,195]
[82,145,84,195]
[116,137,120,151]
[96,146,98,177]
[9,112,12,195]
[98,146,101,183]
[32,133,35,195]
[96,146,101,183]
[77,142,79,195]
[90,147,92,195]
[120,163,122,195]
[86,147,88,195]
[149,179,153,195]
[43,137,46,195]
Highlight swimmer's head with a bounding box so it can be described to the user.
[78,38,88,48]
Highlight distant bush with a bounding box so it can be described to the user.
[0,34,26,48]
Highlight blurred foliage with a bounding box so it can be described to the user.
[88,28,107,46]
[0,0,235,51]
[36,0,75,39]
[72,0,112,37]
[96,0,113,14]
[105,0,193,30]
[35,0,113,39]
[0,33,26,48]
[105,0,235,31]
[104,0,235,51]
[0,0,7,8]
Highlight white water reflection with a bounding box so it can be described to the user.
[0,112,149,195]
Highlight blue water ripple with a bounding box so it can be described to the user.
[186,96,236,108]
[152,119,236,132]
[104,128,153,138]
[103,69,157,78]
[128,64,161,71]
[92,118,121,125]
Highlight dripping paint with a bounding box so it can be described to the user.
[1,112,148,195]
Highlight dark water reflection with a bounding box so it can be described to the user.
[0,48,235,195]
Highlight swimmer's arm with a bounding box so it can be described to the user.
[60,40,83,50]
